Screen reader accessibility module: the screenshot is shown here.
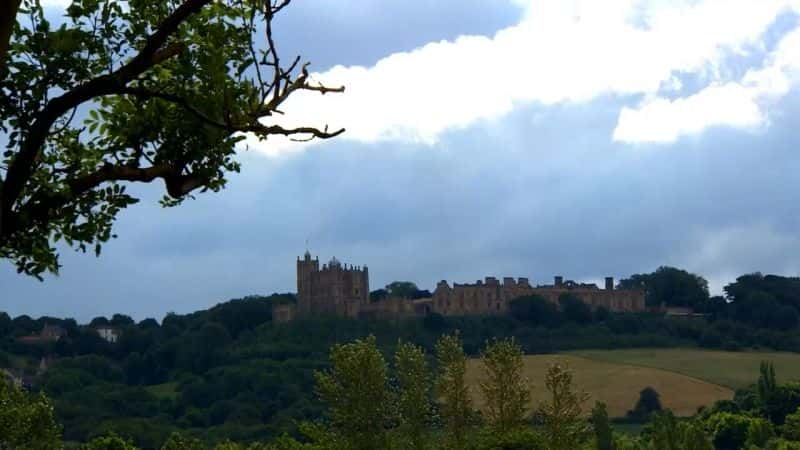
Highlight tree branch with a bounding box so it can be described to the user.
[10,161,218,238]
[120,86,228,129]
[243,123,345,140]
[0,0,21,74]
[122,85,345,140]
[1,0,210,228]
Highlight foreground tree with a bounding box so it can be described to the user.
[394,341,433,450]
[478,337,531,433]
[82,433,138,450]
[537,363,589,450]
[648,411,713,450]
[314,335,392,450]
[758,361,778,406]
[591,401,613,450]
[0,378,61,449]
[436,332,474,450]
[1,0,343,276]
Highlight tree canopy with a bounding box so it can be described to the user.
[618,266,710,309]
[0,0,343,277]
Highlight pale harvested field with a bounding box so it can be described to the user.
[465,354,732,417]
[568,348,800,389]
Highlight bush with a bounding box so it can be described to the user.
[470,427,546,450]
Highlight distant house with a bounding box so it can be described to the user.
[41,324,66,341]
[16,323,66,344]
[95,326,120,343]
[650,304,706,318]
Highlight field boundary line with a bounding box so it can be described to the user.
[563,351,738,390]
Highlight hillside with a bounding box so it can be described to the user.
[569,348,800,389]
[6,292,800,447]
[465,354,733,417]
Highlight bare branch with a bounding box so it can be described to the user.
[244,123,345,140]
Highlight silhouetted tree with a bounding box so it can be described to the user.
[628,387,662,420]
[619,266,709,308]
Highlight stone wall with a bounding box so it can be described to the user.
[296,252,369,319]
[432,276,645,316]
[283,253,645,323]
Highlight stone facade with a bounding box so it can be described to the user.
[295,251,369,318]
[273,252,645,323]
[433,275,645,315]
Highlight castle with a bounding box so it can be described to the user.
[271,252,646,323]
[296,251,369,318]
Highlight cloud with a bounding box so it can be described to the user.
[614,26,800,143]
[251,0,800,155]
[4,90,800,321]
[39,0,73,8]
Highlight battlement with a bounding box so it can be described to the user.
[296,252,369,319]
[433,274,645,316]
[290,252,644,323]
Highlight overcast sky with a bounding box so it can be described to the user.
[3,0,800,322]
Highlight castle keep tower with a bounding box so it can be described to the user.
[296,251,369,318]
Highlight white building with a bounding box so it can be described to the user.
[95,327,119,343]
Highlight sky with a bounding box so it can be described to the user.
[3,0,800,322]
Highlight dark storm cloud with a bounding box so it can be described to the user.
[4,1,800,321]
[4,90,800,321]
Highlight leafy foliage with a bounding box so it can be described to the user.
[0,0,342,276]
[436,332,475,450]
[619,266,710,309]
[0,377,61,449]
[478,337,531,433]
[314,335,392,450]
[394,341,433,449]
[536,363,590,450]
[591,402,613,450]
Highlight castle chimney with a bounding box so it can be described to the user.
[555,276,563,287]
[605,277,614,291]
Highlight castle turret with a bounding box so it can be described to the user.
[297,251,319,314]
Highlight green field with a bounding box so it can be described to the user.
[466,354,733,417]
[145,382,179,400]
[465,348,800,418]
[568,348,800,389]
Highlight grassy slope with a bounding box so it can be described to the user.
[466,354,732,418]
[568,348,800,389]
[145,382,179,400]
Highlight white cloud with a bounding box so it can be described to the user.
[614,26,800,143]
[39,0,72,8]
[613,83,766,143]
[241,0,800,154]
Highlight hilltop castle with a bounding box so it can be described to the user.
[296,251,369,318]
[272,252,646,323]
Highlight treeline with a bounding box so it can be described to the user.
[5,310,800,447]
[8,335,800,450]
[3,269,800,446]
[621,268,800,331]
